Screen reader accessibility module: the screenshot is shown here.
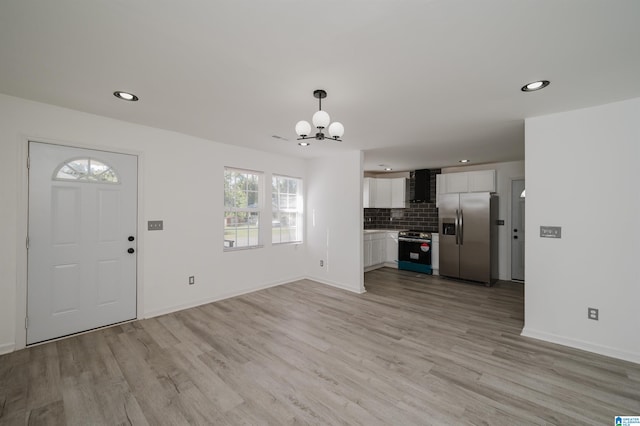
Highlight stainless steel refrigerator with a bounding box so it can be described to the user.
[438,192,498,285]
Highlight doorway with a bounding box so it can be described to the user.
[511,179,525,281]
[27,142,138,344]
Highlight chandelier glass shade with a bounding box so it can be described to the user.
[295,89,344,145]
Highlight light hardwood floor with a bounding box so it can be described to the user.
[1,269,639,425]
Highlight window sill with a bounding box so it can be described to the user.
[224,244,264,252]
[272,241,303,246]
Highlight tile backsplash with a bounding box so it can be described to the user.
[364,169,440,232]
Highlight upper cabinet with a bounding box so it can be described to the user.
[390,178,406,207]
[468,170,496,192]
[438,170,496,196]
[363,177,374,208]
[363,177,407,208]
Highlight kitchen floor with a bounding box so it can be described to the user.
[0,270,638,424]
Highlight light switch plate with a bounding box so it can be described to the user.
[540,226,561,238]
[148,220,163,231]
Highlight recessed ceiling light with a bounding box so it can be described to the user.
[459,159,469,163]
[521,80,550,92]
[298,141,310,147]
[113,91,139,101]
[384,167,393,171]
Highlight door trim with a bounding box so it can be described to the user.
[508,176,525,282]
[15,136,145,351]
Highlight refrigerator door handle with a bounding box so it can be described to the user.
[455,209,459,245]
[459,209,464,245]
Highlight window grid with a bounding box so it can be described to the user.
[53,158,119,184]
[272,175,303,244]
[224,168,263,249]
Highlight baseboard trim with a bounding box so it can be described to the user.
[0,342,16,355]
[305,276,366,294]
[144,276,305,319]
[521,327,640,365]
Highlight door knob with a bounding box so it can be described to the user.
[128,236,135,241]
[127,248,135,254]
[513,236,518,239]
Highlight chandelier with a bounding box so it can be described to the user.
[295,89,344,146]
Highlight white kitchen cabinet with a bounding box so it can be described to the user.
[385,231,399,267]
[363,177,375,208]
[439,170,496,195]
[390,178,407,208]
[363,177,407,208]
[431,233,439,275]
[363,237,372,267]
[364,231,389,270]
[445,172,469,193]
[375,179,392,208]
[371,236,385,266]
[467,170,496,192]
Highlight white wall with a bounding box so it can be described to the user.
[442,160,525,281]
[523,97,640,364]
[0,94,313,353]
[305,151,365,293]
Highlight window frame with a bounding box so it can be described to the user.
[271,174,304,245]
[53,157,120,184]
[223,167,264,251]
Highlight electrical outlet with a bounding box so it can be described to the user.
[588,307,599,320]
[320,260,324,267]
[189,276,195,285]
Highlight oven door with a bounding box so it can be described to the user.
[398,238,432,265]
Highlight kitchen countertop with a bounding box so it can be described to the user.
[363,229,438,234]
[363,229,406,234]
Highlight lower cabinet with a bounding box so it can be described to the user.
[364,231,399,271]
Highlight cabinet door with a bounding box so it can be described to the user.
[445,172,469,193]
[363,177,375,208]
[374,179,392,208]
[363,238,372,267]
[386,232,398,264]
[468,170,496,192]
[372,237,386,265]
[390,178,407,208]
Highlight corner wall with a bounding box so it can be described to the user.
[523,97,640,363]
[305,151,365,293]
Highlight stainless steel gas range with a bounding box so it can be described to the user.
[398,230,432,274]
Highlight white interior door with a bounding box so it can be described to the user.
[27,142,137,344]
[511,179,525,281]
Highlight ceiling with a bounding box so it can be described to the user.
[1,1,639,172]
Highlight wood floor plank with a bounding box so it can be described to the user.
[1,269,639,425]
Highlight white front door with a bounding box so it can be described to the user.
[27,142,138,344]
[511,179,525,281]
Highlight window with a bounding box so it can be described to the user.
[272,175,303,244]
[54,158,119,183]
[224,168,262,249]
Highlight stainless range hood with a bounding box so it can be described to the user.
[410,169,431,203]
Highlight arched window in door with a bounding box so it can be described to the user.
[53,157,120,183]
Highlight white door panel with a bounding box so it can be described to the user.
[27,142,137,344]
